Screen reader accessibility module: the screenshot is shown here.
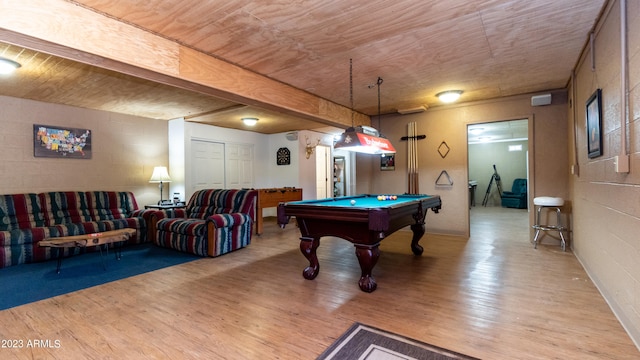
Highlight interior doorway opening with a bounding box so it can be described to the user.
[333,149,356,197]
[333,156,346,197]
[315,145,332,199]
[467,119,530,233]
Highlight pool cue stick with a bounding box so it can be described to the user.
[412,122,419,194]
[408,123,412,193]
[407,122,419,194]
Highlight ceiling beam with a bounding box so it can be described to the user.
[0,0,370,129]
[183,105,249,120]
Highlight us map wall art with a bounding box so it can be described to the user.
[33,124,92,159]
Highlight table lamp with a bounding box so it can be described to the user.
[149,166,171,204]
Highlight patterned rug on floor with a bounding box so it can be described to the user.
[318,323,479,360]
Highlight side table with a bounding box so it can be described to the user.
[145,204,186,210]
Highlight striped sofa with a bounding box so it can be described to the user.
[0,191,150,268]
[151,189,257,257]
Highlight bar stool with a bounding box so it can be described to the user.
[532,197,567,251]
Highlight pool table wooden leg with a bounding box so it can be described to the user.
[410,222,425,255]
[355,244,380,292]
[300,236,320,280]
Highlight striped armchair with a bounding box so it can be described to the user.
[151,189,257,257]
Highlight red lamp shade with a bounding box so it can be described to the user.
[334,126,396,155]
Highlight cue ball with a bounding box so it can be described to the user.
[350,199,356,205]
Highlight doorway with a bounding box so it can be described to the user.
[315,145,332,199]
[333,156,346,197]
[467,119,530,210]
[333,149,355,197]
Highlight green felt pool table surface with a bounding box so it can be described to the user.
[286,194,434,208]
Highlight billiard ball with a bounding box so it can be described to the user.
[350,199,356,205]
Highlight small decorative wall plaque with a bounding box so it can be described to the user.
[438,141,450,158]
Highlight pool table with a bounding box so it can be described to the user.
[277,194,442,292]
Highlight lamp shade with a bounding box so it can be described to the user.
[334,126,396,155]
[149,166,171,183]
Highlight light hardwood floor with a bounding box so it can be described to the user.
[1,207,638,359]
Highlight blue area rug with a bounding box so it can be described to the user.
[0,243,199,310]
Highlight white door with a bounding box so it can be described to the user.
[315,145,332,199]
[226,143,254,188]
[191,140,225,192]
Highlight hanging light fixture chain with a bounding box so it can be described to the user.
[334,68,396,154]
[377,77,383,126]
[350,58,354,127]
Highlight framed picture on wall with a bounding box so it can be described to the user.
[33,124,92,159]
[586,89,602,159]
[380,154,395,171]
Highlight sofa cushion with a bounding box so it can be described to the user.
[87,191,139,221]
[187,189,256,219]
[40,191,92,226]
[154,216,252,257]
[155,218,208,256]
[187,189,218,219]
[0,193,45,231]
[208,213,250,228]
[0,228,47,267]
[0,223,86,267]
[79,218,146,245]
[156,218,206,236]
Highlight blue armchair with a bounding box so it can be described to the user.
[501,178,527,209]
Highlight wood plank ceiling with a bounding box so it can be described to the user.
[0,0,606,134]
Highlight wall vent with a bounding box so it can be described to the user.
[531,94,552,106]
